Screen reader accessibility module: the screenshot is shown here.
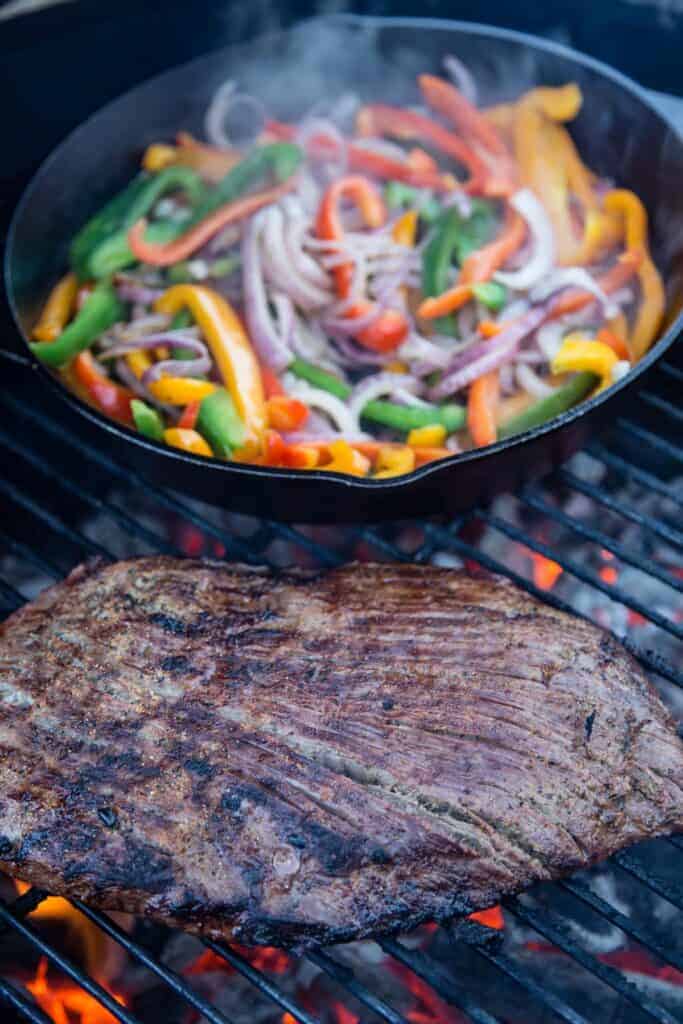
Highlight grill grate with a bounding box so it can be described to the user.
[0,348,681,1021]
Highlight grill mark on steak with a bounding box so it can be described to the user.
[0,557,681,951]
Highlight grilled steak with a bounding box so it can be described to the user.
[0,557,681,950]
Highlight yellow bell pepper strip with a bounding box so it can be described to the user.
[154,284,267,446]
[374,444,416,478]
[551,334,618,391]
[148,377,217,404]
[128,178,296,266]
[603,189,665,359]
[322,440,371,477]
[315,175,409,352]
[125,349,153,379]
[33,273,78,342]
[163,427,213,457]
[418,205,525,319]
[468,371,500,447]
[407,424,447,447]
[392,209,418,247]
[356,103,491,195]
[142,144,178,173]
[72,351,134,425]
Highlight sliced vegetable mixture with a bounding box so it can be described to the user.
[32,64,664,478]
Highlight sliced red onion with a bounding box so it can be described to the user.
[142,351,211,386]
[499,363,515,395]
[282,374,363,435]
[207,224,242,255]
[281,197,331,289]
[352,136,410,162]
[295,169,322,215]
[296,117,348,179]
[516,363,554,398]
[443,54,478,105]
[495,189,554,291]
[398,333,452,374]
[290,314,342,373]
[261,205,332,310]
[516,349,546,365]
[114,358,177,419]
[242,212,294,371]
[115,282,166,305]
[115,313,173,339]
[442,190,473,218]
[321,302,384,335]
[330,334,389,367]
[536,321,567,362]
[205,81,265,148]
[429,306,549,400]
[531,268,617,318]
[348,372,421,421]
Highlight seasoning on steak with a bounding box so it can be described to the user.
[0,557,681,951]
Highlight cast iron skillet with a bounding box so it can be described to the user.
[4,14,683,522]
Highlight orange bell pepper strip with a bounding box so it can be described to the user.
[322,440,371,476]
[175,132,243,182]
[128,178,296,267]
[597,327,630,361]
[33,273,78,342]
[419,74,509,158]
[154,284,266,446]
[316,175,409,353]
[266,118,450,191]
[603,189,665,359]
[479,320,504,338]
[266,395,309,432]
[163,427,213,457]
[356,104,490,194]
[260,365,285,398]
[547,249,642,320]
[72,351,134,425]
[177,400,201,430]
[392,209,418,247]
[418,205,525,320]
[467,371,500,448]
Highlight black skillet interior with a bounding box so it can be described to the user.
[5,15,683,522]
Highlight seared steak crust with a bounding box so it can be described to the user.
[0,558,681,950]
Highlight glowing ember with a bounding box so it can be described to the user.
[185,943,291,977]
[525,942,683,987]
[469,905,504,930]
[25,957,127,1024]
[599,565,619,584]
[529,550,563,591]
[389,962,466,1023]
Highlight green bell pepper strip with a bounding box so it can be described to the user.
[289,358,465,434]
[131,399,165,442]
[472,280,507,312]
[190,143,303,223]
[196,388,246,457]
[85,220,185,279]
[497,372,598,439]
[167,254,240,284]
[384,181,441,223]
[30,281,125,369]
[70,168,205,280]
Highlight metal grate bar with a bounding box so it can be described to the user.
[520,487,683,593]
[504,899,679,1024]
[0,530,62,579]
[640,391,683,424]
[0,977,55,1024]
[618,419,683,466]
[558,467,683,552]
[559,878,683,973]
[203,939,321,1024]
[478,510,683,642]
[422,521,683,689]
[2,394,263,566]
[307,949,409,1024]
[465,942,588,1024]
[72,902,237,1024]
[0,428,181,558]
[658,362,683,384]
[614,851,683,912]
[266,522,345,568]
[668,836,683,852]
[0,577,23,612]
[0,901,143,1024]
[378,936,500,1024]
[0,476,111,562]
[587,442,683,511]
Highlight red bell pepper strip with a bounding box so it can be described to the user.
[177,400,201,430]
[356,104,489,194]
[266,395,309,432]
[419,74,509,158]
[260,365,285,398]
[260,430,319,469]
[127,179,296,267]
[266,118,450,191]
[72,351,134,425]
[315,175,409,352]
[467,371,500,448]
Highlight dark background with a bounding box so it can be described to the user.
[2,0,683,190]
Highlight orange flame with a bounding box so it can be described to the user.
[282,1007,358,1024]
[26,958,127,1024]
